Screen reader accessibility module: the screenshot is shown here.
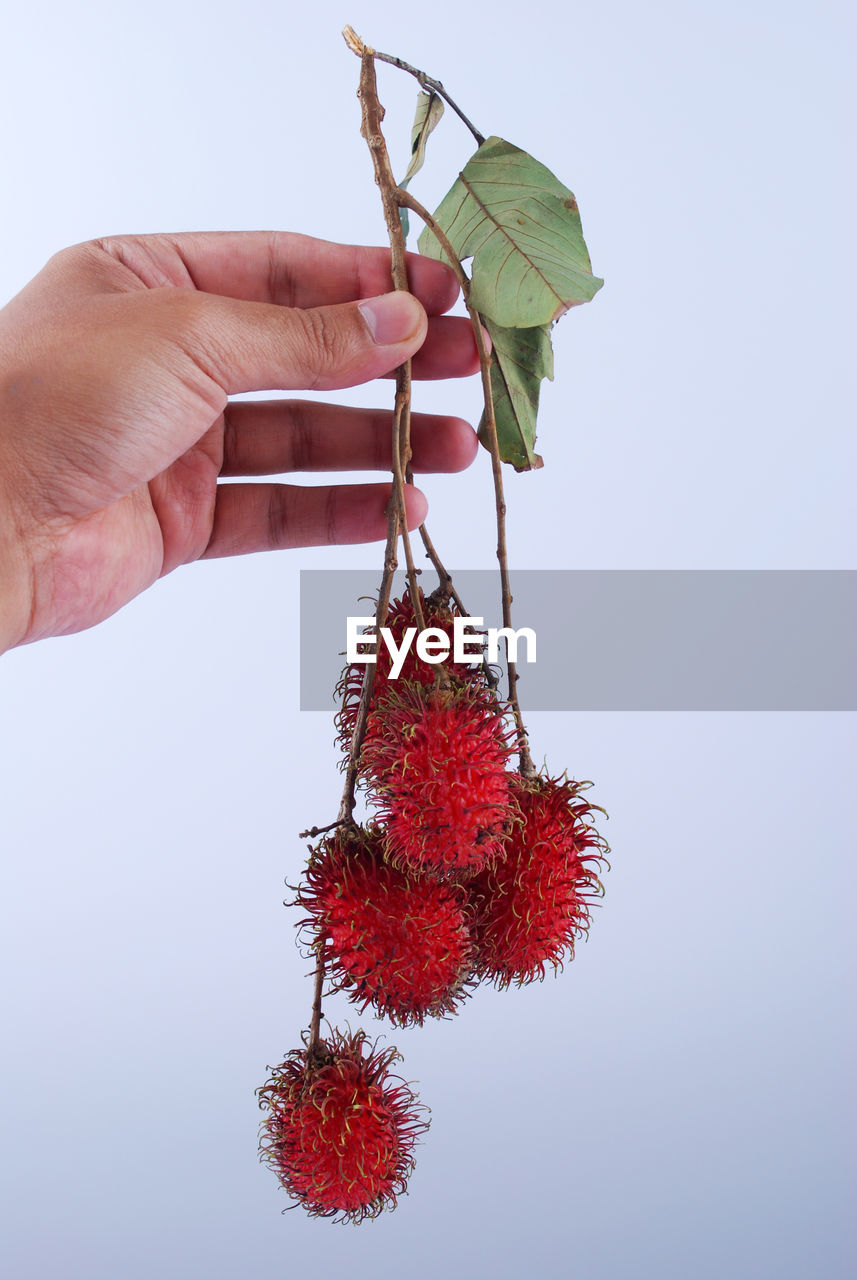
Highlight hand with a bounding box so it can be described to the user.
[0,231,480,653]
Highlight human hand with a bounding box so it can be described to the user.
[0,231,480,653]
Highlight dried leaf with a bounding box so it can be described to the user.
[479,320,554,471]
[399,91,444,240]
[418,136,603,327]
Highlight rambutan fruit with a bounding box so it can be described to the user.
[360,681,516,877]
[335,590,489,751]
[468,772,608,987]
[297,826,475,1025]
[257,1028,428,1223]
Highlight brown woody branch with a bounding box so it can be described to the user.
[355,49,425,634]
[307,941,325,1061]
[335,46,431,836]
[397,188,535,776]
[343,25,485,147]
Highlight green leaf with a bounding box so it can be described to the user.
[399,90,444,240]
[479,319,554,471]
[418,136,603,327]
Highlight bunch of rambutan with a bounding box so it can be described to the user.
[260,592,609,1222]
[344,593,607,992]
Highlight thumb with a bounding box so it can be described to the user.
[171,289,428,395]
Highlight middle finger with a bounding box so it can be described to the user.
[221,401,478,476]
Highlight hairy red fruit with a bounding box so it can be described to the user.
[335,591,487,751]
[257,1029,428,1223]
[297,827,475,1025]
[360,681,515,877]
[469,773,608,987]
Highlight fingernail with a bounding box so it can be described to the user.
[358,292,423,345]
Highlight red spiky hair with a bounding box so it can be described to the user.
[359,680,516,877]
[297,826,476,1025]
[257,1028,428,1223]
[469,772,608,987]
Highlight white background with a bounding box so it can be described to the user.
[1,2,854,1277]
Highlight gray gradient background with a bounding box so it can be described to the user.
[1,2,854,1278]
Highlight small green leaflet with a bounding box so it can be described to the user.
[479,319,554,471]
[417,136,603,327]
[398,90,444,240]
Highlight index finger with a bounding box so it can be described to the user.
[91,230,461,315]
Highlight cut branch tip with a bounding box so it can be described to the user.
[342,25,372,57]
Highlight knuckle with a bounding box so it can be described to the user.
[42,240,105,280]
[372,409,392,470]
[285,400,313,471]
[43,243,78,271]
[290,307,348,390]
[221,403,239,474]
[324,486,340,545]
[266,488,290,550]
[142,290,228,409]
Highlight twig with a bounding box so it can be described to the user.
[355,49,425,634]
[405,486,498,691]
[397,188,535,776]
[298,819,345,841]
[307,944,325,1060]
[343,26,485,147]
[336,498,399,825]
[336,46,433,830]
[414,515,464,613]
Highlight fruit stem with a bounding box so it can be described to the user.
[307,942,325,1060]
[397,189,536,776]
[356,49,425,637]
[336,48,435,830]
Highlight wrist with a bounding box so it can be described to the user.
[0,494,32,656]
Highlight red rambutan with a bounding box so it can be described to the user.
[257,1028,428,1223]
[468,772,608,987]
[297,826,475,1025]
[335,591,488,751]
[360,680,516,877]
